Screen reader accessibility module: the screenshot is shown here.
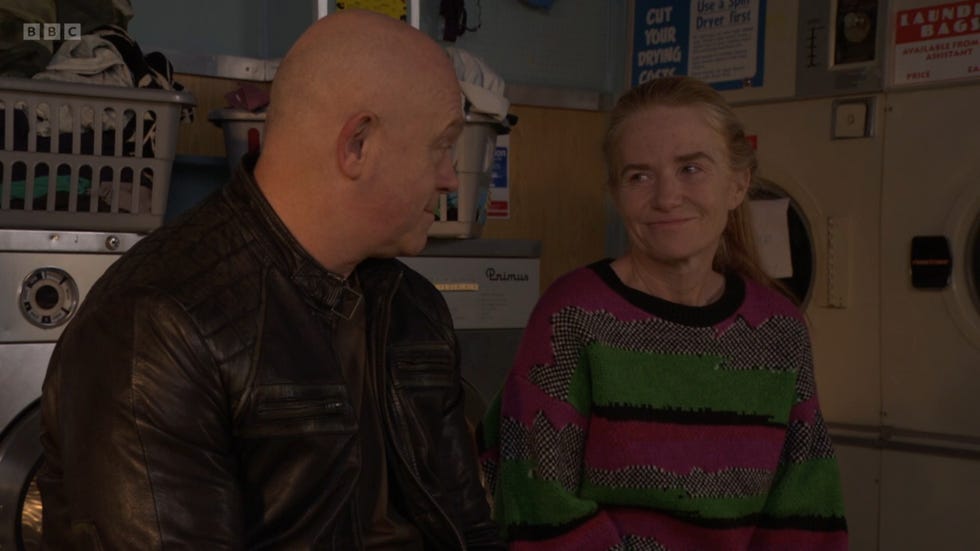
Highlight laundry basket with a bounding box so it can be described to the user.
[0,77,195,232]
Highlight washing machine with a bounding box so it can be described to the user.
[0,228,141,550]
[877,82,980,551]
[732,96,886,551]
[733,96,885,424]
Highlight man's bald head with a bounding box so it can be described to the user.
[252,10,464,274]
[262,10,458,160]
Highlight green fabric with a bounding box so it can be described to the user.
[481,394,501,450]
[763,458,848,518]
[580,480,769,520]
[587,343,797,423]
[4,175,92,199]
[498,459,597,529]
[565,349,592,415]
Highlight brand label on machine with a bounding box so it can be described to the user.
[399,256,540,330]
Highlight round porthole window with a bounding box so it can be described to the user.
[749,180,815,307]
[969,213,980,315]
[19,267,79,329]
[0,406,43,550]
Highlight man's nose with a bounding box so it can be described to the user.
[440,155,460,193]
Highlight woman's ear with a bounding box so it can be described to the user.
[337,111,377,179]
[729,168,751,208]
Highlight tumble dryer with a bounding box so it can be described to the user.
[734,96,886,427]
[732,96,886,551]
[0,229,141,550]
[877,81,980,551]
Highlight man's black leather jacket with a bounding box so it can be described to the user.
[38,162,503,549]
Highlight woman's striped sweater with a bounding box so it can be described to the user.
[480,260,848,550]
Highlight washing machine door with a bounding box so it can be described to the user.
[0,402,42,550]
[749,179,815,306]
[970,215,980,315]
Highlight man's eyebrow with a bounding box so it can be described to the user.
[444,119,464,134]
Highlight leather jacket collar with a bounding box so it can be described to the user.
[224,156,364,319]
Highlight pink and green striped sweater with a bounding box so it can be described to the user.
[480,260,848,550]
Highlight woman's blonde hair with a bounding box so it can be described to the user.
[603,76,793,301]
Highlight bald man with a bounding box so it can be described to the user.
[39,10,503,550]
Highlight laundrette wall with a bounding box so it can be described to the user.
[134,0,629,291]
[169,74,610,291]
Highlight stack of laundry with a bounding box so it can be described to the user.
[0,3,193,216]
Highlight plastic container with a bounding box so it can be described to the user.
[429,113,507,239]
[207,109,265,173]
[206,109,509,239]
[0,77,195,232]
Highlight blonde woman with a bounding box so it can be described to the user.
[480,77,847,550]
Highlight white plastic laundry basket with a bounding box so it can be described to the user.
[0,77,195,232]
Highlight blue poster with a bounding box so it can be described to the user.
[630,0,766,90]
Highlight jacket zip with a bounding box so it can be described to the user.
[254,398,346,420]
[373,271,466,550]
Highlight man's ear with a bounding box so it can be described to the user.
[337,111,377,179]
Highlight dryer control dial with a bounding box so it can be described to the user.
[19,267,79,329]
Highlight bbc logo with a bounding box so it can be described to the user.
[23,23,81,41]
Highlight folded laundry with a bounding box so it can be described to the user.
[25,25,193,150]
[2,175,93,200]
[224,83,270,112]
[2,174,149,214]
[32,34,133,88]
[0,108,145,159]
[446,46,506,97]
[445,47,510,122]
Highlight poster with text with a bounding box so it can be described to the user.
[488,135,510,219]
[630,0,766,89]
[892,0,980,86]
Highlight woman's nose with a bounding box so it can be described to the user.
[649,175,683,210]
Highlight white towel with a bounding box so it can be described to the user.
[445,47,509,121]
[30,35,133,136]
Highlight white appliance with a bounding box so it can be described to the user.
[733,96,886,551]
[0,229,141,550]
[877,82,980,551]
[399,238,540,417]
[731,82,980,549]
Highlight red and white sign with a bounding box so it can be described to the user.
[892,1,980,85]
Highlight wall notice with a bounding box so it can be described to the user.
[630,0,766,89]
[892,0,980,85]
[488,135,510,220]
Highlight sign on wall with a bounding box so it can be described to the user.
[488,135,511,219]
[629,0,767,89]
[891,0,980,86]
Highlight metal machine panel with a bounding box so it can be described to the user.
[880,83,980,440]
[880,450,980,550]
[796,0,889,97]
[400,239,541,407]
[398,256,539,331]
[733,96,886,427]
[733,97,886,548]
[834,444,881,551]
[0,229,141,551]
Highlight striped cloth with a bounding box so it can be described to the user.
[479,260,848,550]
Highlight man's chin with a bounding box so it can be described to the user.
[397,232,430,257]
